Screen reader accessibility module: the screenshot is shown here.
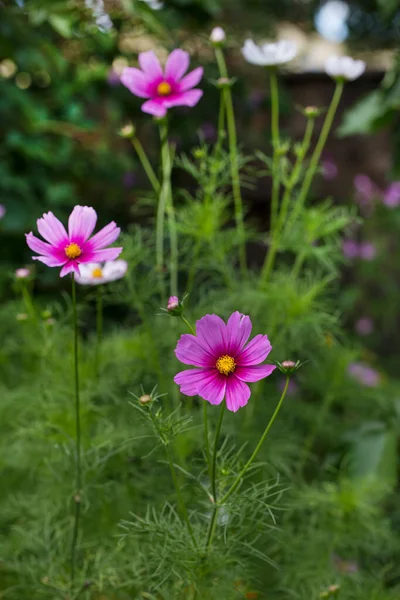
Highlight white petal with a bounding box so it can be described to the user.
[241,39,267,66]
[101,260,128,282]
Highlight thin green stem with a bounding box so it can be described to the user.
[131,136,160,193]
[220,376,289,504]
[269,68,280,234]
[204,402,225,552]
[70,274,82,583]
[180,315,195,335]
[260,117,315,284]
[215,47,247,278]
[159,121,178,297]
[95,286,103,380]
[284,81,344,236]
[203,402,212,481]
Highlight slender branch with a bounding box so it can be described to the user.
[269,67,280,233]
[204,402,225,551]
[180,315,196,335]
[70,274,82,582]
[131,136,160,193]
[215,47,247,278]
[284,81,344,236]
[221,376,289,504]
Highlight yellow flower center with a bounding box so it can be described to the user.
[92,267,103,278]
[216,355,236,376]
[65,242,82,259]
[157,81,172,96]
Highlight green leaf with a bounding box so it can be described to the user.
[349,424,397,491]
[48,14,73,38]
[337,91,385,137]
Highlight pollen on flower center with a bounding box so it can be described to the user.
[65,242,82,260]
[216,355,236,376]
[157,81,172,96]
[92,267,103,278]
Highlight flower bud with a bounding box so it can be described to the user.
[119,122,136,138]
[15,268,30,279]
[167,296,179,311]
[139,394,152,405]
[210,27,226,45]
[276,359,305,375]
[304,105,320,118]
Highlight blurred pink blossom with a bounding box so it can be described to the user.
[321,155,338,180]
[383,182,400,208]
[359,242,376,261]
[348,362,380,387]
[342,240,359,259]
[355,317,374,336]
[0,205,6,219]
[107,69,120,86]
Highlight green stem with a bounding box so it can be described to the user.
[260,117,315,284]
[131,136,160,193]
[204,402,225,551]
[159,121,178,297]
[221,376,289,504]
[284,81,344,236]
[21,284,37,322]
[180,315,195,335]
[215,47,247,278]
[203,402,212,481]
[95,286,103,380]
[269,68,280,234]
[70,275,82,582]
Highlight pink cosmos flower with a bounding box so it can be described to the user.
[120,49,203,118]
[348,362,380,387]
[383,182,400,208]
[359,242,376,261]
[174,312,276,412]
[26,206,122,278]
[355,317,374,336]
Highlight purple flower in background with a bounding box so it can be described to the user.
[200,122,216,141]
[354,174,381,211]
[0,205,6,219]
[342,240,359,259]
[383,182,400,208]
[355,317,374,336]
[248,89,264,109]
[122,171,137,189]
[107,68,120,86]
[359,242,376,261]
[348,362,380,387]
[121,49,203,118]
[277,377,298,396]
[174,311,276,412]
[321,155,338,180]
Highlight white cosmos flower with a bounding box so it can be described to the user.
[242,39,297,66]
[325,55,366,81]
[75,260,128,285]
[210,27,226,44]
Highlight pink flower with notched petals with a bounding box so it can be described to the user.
[121,49,203,118]
[26,206,122,278]
[174,312,276,412]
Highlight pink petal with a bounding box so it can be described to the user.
[141,98,167,117]
[165,89,203,109]
[165,49,190,81]
[226,311,252,355]
[68,206,97,243]
[86,222,121,250]
[235,364,276,382]
[85,247,123,262]
[225,376,251,412]
[237,334,272,366]
[37,212,68,246]
[60,262,80,277]
[197,370,226,405]
[32,255,67,267]
[174,368,212,396]
[196,314,229,357]
[179,67,203,91]
[175,334,215,367]
[138,50,163,80]
[120,67,152,98]
[26,232,56,257]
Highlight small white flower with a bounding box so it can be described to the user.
[242,39,297,66]
[75,260,128,285]
[210,27,226,44]
[15,268,30,279]
[139,0,164,10]
[325,55,366,81]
